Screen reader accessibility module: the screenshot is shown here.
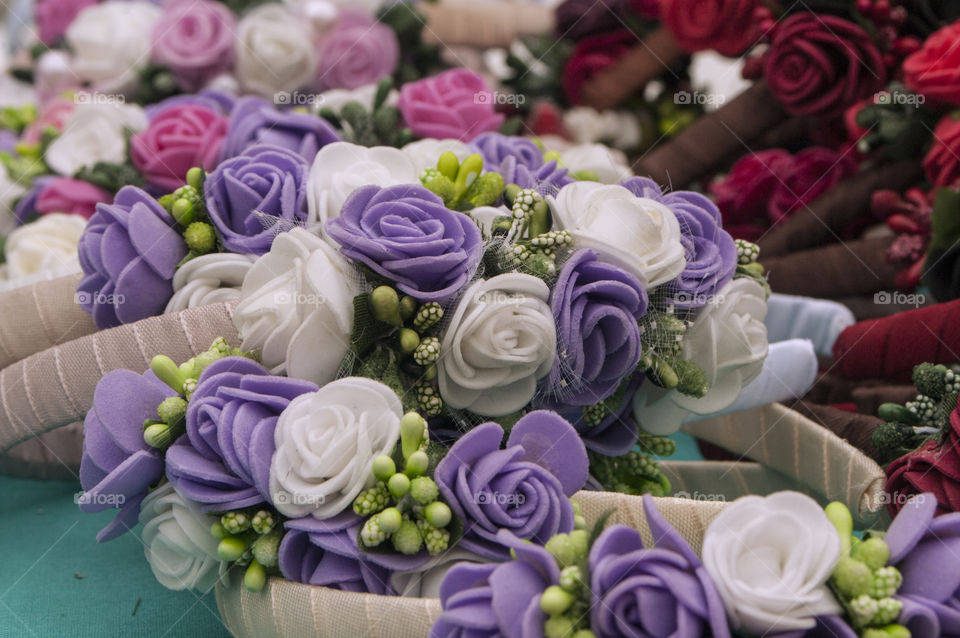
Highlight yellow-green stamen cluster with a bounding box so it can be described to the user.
[419,151,503,211]
[212,506,284,593]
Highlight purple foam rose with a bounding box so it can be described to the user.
[219,96,340,162]
[77,185,187,329]
[547,249,647,406]
[144,90,233,120]
[78,368,175,542]
[435,411,588,559]
[589,495,731,638]
[622,177,737,310]
[204,143,310,255]
[549,374,643,456]
[470,133,573,194]
[775,617,859,638]
[315,11,399,91]
[325,184,483,302]
[430,529,558,638]
[165,357,317,512]
[884,493,960,637]
[14,175,54,224]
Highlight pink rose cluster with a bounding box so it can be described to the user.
[398,69,505,142]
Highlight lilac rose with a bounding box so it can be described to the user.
[14,175,54,224]
[470,132,573,193]
[219,96,340,162]
[78,368,175,542]
[435,411,588,559]
[77,185,187,329]
[430,529,559,638]
[151,0,236,91]
[325,184,483,302]
[622,177,737,310]
[204,143,310,255]
[550,375,643,457]
[315,11,399,91]
[547,249,647,406]
[165,357,317,512]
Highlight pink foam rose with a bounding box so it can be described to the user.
[398,69,505,142]
[21,98,75,146]
[35,178,112,220]
[35,0,96,45]
[151,0,237,91]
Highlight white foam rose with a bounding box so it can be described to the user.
[0,163,25,236]
[269,377,402,519]
[0,213,86,286]
[559,143,633,183]
[549,182,685,286]
[563,106,641,149]
[317,82,398,113]
[233,228,359,386]
[633,277,769,435]
[65,1,161,92]
[437,273,556,417]
[401,138,473,175]
[702,492,841,634]
[236,4,317,98]
[165,253,258,313]
[139,483,228,593]
[306,142,418,236]
[45,101,148,176]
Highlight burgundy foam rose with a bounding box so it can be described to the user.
[660,0,759,57]
[563,30,635,105]
[398,69,504,141]
[764,14,886,119]
[151,0,236,92]
[904,21,960,106]
[710,149,793,227]
[768,147,857,223]
[924,114,960,188]
[130,103,228,192]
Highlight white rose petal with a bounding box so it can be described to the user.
[401,138,473,175]
[391,549,487,598]
[65,2,161,92]
[702,492,842,634]
[437,273,556,417]
[559,143,633,184]
[46,101,148,176]
[139,483,228,593]
[563,106,641,149]
[236,4,318,98]
[233,228,359,386]
[550,182,685,286]
[318,82,397,113]
[468,205,510,237]
[306,142,418,238]
[0,213,86,287]
[165,253,258,314]
[270,377,402,519]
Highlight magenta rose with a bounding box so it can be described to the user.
[35,0,95,45]
[130,104,228,192]
[35,178,112,220]
[924,115,960,188]
[764,14,886,119]
[398,69,505,142]
[315,11,399,91]
[710,149,792,226]
[151,0,236,92]
[767,147,857,223]
[660,0,759,57]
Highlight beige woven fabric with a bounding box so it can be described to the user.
[0,301,239,453]
[419,2,554,48]
[215,491,728,638]
[0,274,96,370]
[683,404,886,527]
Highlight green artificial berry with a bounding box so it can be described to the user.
[392,519,423,555]
[184,222,216,254]
[221,511,251,535]
[378,507,403,535]
[413,302,444,332]
[244,560,267,593]
[182,378,197,397]
[464,171,504,208]
[420,168,457,204]
[405,450,430,478]
[417,519,450,556]
[210,521,228,540]
[673,358,708,398]
[825,502,854,555]
[143,422,175,449]
[415,382,443,416]
[171,197,196,227]
[582,403,606,427]
[251,510,275,535]
[157,396,188,425]
[437,152,459,181]
[151,354,187,394]
[832,556,874,599]
[410,476,439,505]
[735,239,760,264]
[372,455,397,482]
[573,515,587,530]
[540,586,574,616]
[545,531,588,568]
[872,598,903,626]
[186,166,205,191]
[388,473,411,499]
[571,631,596,638]
[849,594,879,627]
[559,566,583,592]
[423,364,438,381]
[353,483,390,516]
[413,337,440,366]
[638,435,676,457]
[544,615,576,638]
[870,566,903,599]
[424,501,452,528]
[863,626,911,638]
[398,328,420,357]
[399,295,418,321]
[400,412,426,459]
[218,535,249,562]
[251,527,282,568]
[854,537,891,571]
[360,515,388,548]
[370,286,403,327]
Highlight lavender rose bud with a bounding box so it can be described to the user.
[325,184,483,302]
[435,411,588,559]
[588,495,731,638]
[547,249,647,406]
[430,530,560,638]
[77,185,187,329]
[622,177,737,310]
[470,132,573,193]
[165,357,317,512]
[204,143,310,255]
[219,96,340,162]
[78,369,176,542]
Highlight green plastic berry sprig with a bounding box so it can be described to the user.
[212,506,283,593]
[157,167,221,263]
[420,151,504,211]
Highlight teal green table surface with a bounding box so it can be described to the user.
[0,433,703,637]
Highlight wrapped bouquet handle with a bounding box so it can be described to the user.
[0,274,96,370]
[0,301,239,453]
[418,1,554,48]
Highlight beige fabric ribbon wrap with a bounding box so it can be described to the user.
[419,1,555,48]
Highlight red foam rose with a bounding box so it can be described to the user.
[660,0,758,57]
[886,404,960,517]
[924,114,960,188]
[903,20,960,106]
